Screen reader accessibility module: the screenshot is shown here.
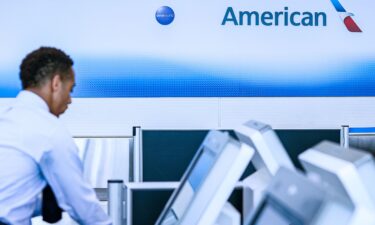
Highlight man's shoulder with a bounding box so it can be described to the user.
[28,109,62,134]
[22,108,75,159]
[28,109,71,141]
[3,101,71,141]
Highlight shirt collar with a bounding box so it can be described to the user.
[16,90,50,112]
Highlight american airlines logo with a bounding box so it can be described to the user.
[221,7,327,27]
[222,2,362,32]
[329,0,362,32]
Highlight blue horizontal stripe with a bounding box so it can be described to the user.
[349,127,375,134]
[1,57,375,97]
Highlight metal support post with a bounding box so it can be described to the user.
[132,127,143,182]
[108,180,124,225]
[340,125,349,148]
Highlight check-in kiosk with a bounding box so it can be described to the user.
[299,141,375,209]
[245,167,374,225]
[155,130,254,225]
[234,120,296,217]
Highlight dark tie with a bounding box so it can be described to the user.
[42,185,63,223]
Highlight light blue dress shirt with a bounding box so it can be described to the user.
[0,91,112,225]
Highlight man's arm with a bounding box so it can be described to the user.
[32,195,42,217]
[39,128,112,225]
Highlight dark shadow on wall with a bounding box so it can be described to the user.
[143,129,340,181]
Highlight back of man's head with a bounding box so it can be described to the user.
[20,47,74,89]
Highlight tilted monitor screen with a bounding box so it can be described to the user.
[254,206,292,225]
[155,130,253,225]
[250,199,303,225]
[159,149,217,225]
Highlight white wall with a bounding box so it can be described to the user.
[43,97,375,134]
[2,97,374,135]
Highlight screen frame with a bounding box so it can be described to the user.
[154,131,227,224]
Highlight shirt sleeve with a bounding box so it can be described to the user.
[39,126,112,225]
[32,195,42,217]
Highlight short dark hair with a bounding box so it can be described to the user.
[20,47,74,89]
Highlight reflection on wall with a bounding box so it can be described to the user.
[76,138,131,187]
[349,136,375,155]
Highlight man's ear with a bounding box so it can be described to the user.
[51,75,62,92]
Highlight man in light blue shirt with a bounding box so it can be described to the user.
[0,47,112,225]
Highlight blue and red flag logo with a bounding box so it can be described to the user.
[329,0,362,32]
